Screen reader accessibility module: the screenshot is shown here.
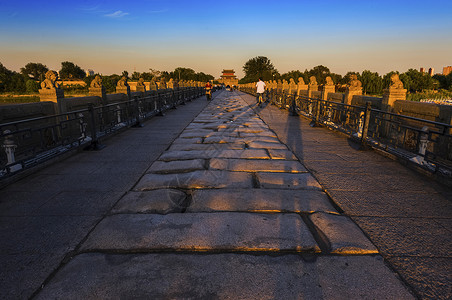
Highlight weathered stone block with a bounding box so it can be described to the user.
[36,254,414,299]
[209,158,307,173]
[112,189,186,214]
[247,141,288,150]
[147,159,206,173]
[188,189,337,213]
[134,170,253,190]
[310,212,378,254]
[268,149,298,160]
[80,213,319,252]
[257,172,322,190]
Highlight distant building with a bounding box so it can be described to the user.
[420,67,425,73]
[218,69,238,87]
[443,66,452,76]
[86,69,95,77]
[428,68,434,76]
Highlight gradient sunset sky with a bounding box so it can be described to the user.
[1,0,451,78]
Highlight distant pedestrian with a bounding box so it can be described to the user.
[256,78,266,107]
[205,81,212,101]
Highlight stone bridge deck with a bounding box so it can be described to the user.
[1,91,450,299]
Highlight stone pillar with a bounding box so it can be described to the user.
[322,85,335,101]
[382,88,407,111]
[39,88,64,103]
[344,87,362,105]
[344,75,362,105]
[297,77,308,96]
[39,70,64,103]
[381,74,407,111]
[116,76,131,99]
[307,76,318,98]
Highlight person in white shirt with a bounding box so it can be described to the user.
[256,78,266,107]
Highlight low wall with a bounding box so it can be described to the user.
[105,93,129,105]
[393,100,452,125]
[351,95,383,109]
[311,91,322,98]
[327,92,344,103]
[61,96,102,113]
[0,102,57,123]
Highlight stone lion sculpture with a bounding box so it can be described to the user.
[349,74,362,88]
[298,77,305,85]
[309,76,318,85]
[117,76,128,87]
[90,75,103,88]
[137,77,145,87]
[325,76,334,86]
[40,70,60,89]
[389,73,404,89]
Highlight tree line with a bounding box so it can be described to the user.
[239,56,452,95]
[0,62,215,94]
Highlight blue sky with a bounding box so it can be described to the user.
[1,0,451,78]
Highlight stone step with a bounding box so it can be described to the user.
[188,188,337,213]
[80,213,320,253]
[134,170,253,190]
[209,158,307,173]
[36,253,414,299]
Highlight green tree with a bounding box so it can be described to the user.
[402,69,434,93]
[242,56,278,83]
[20,62,48,81]
[59,61,85,79]
[433,74,452,90]
[360,70,382,95]
[306,65,330,84]
[280,70,306,82]
[0,62,26,93]
[25,80,40,93]
[131,71,141,80]
[170,67,196,81]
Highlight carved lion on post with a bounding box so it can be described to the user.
[90,75,103,88]
[389,73,404,89]
[40,70,60,89]
[349,74,362,88]
[117,76,128,87]
[325,76,334,86]
[309,76,318,86]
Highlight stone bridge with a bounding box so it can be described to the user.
[0,90,451,299]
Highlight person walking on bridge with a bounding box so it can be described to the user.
[205,81,213,101]
[256,78,266,107]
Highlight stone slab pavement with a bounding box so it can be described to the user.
[0,90,423,299]
[238,91,452,300]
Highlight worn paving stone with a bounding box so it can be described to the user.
[309,212,378,254]
[204,136,280,144]
[168,143,245,151]
[247,141,287,149]
[80,213,319,252]
[134,170,253,190]
[111,189,187,214]
[36,253,414,300]
[257,172,322,190]
[171,137,202,144]
[178,129,215,138]
[147,159,206,173]
[188,189,337,213]
[268,149,298,160]
[209,158,307,173]
[159,149,270,161]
